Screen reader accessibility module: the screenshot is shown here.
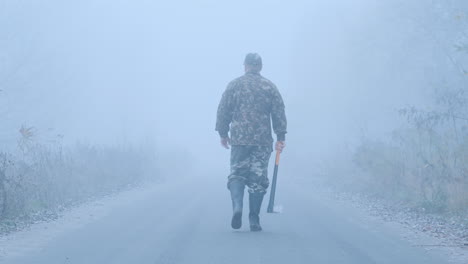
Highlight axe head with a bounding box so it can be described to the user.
[267,204,283,214]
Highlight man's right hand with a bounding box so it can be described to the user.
[221,137,231,149]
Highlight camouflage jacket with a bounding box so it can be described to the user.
[216,72,287,147]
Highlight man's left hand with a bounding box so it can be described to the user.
[275,141,286,153]
[221,137,231,149]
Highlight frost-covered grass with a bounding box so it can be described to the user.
[0,134,158,223]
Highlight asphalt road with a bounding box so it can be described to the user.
[2,175,451,264]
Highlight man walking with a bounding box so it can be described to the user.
[216,53,287,231]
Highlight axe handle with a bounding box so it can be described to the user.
[267,151,281,213]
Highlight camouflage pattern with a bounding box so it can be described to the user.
[215,72,287,147]
[228,145,271,194]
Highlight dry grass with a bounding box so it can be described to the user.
[0,129,159,221]
[349,128,468,214]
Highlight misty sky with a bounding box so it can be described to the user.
[1,0,463,167]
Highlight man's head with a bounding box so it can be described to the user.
[244,53,263,73]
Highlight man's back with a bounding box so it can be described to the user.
[216,72,287,147]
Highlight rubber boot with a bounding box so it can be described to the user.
[249,193,264,232]
[229,181,244,229]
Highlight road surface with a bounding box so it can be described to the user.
[0,174,454,264]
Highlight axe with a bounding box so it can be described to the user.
[267,151,282,213]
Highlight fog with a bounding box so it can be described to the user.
[2,0,467,184]
[2,0,443,153]
[1,0,468,262]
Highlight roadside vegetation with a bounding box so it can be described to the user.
[353,88,468,214]
[0,127,158,229]
[327,3,468,217]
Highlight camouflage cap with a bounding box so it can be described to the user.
[244,53,262,66]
